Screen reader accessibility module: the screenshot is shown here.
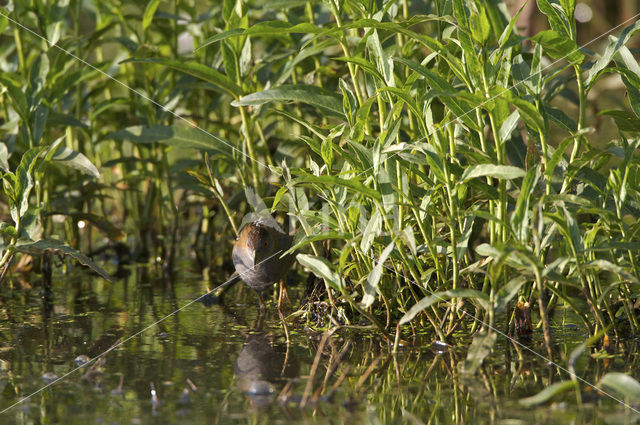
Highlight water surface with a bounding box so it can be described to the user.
[0,265,637,424]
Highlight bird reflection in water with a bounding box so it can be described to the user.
[235,330,299,407]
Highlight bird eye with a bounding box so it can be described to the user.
[263,241,268,247]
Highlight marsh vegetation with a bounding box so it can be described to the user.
[0,0,640,422]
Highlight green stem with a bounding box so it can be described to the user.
[238,106,260,191]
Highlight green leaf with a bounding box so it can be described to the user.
[197,21,322,51]
[291,173,382,202]
[460,331,496,375]
[50,146,100,178]
[0,73,29,122]
[351,96,376,142]
[499,110,520,144]
[339,79,357,126]
[544,104,578,133]
[563,206,583,254]
[14,148,42,223]
[586,20,640,88]
[461,164,526,182]
[546,135,575,179]
[536,0,571,37]
[377,167,395,213]
[232,85,344,118]
[532,30,584,64]
[599,373,640,403]
[31,105,49,146]
[519,381,577,407]
[511,97,546,133]
[221,41,239,85]
[394,57,480,131]
[362,242,395,308]
[494,276,528,313]
[0,223,17,238]
[511,166,539,241]
[13,239,112,281]
[367,29,394,87]
[142,0,161,31]
[581,259,640,285]
[599,109,640,133]
[334,56,384,82]
[0,143,8,172]
[361,209,382,254]
[48,111,89,129]
[108,125,234,158]
[124,58,242,98]
[320,136,334,170]
[400,289,490,325]
[296,254,344,291]
[287,231,352,254]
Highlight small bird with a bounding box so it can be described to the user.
[229,219,295,308]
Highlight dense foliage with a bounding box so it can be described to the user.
[0,0,639,372]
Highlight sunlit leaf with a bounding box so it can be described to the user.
[461,164,526,182]
[532,30,584,64]
[362,242,395,308]
[599,373,640,402]
[291,173,382,202]
[586,20,640,88]
[233,85,344,117]
[296,254,344,291]
[142,0,161,31]
[13,239,112,281]
[50,146,100,178]
[519,381,577,407]
[124,58,242,98]
[400,289,490,325]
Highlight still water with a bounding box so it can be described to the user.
[0,264,638,424]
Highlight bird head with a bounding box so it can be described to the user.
[239,222,277,268]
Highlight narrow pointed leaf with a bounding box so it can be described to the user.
[296,254,344,291]
[362,242,395,308]
[599,373,640,402]
[461,164,526,182]
[13,239,112,281]
[124,58,241,97]
[233,85,344,117]
[519,381,577,407]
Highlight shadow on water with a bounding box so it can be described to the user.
[0,265,638,424]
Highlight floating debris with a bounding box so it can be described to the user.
[431,340,451,354]
[41,372,58,383]
[75,355,91,367]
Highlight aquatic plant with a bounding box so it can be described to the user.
[0,0,639,374]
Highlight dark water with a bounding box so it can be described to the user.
[0,264,638,424]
